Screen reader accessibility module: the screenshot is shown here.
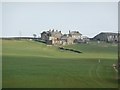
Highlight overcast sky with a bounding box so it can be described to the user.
[2,2,118,38]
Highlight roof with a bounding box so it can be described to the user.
[69,31,82,35]
[99,32,118,35]
[61,34,68,40]
[41,30,62,37]
[93,32,118,39]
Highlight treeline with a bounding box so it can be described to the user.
[1,37,47,44]
[1,37,35,40]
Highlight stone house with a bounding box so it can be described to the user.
[69,31,82,40]
[41,31,50,41]
[61,34,74,45]
[41,29,62,45]
[75,36,90,43]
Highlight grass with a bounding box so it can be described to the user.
[2,40,118,88]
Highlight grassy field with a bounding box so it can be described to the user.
[2,40,118,88]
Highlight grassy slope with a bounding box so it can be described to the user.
[2,40,118,88]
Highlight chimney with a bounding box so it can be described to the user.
[49,29,51,32]
[52,29,54,32]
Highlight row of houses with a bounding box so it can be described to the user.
[40,29,118,45]
[41,29,89,45]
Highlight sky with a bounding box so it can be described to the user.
[1,2,118,38]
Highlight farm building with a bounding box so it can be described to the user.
[93,32,118,43]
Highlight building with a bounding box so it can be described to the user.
[41,29,62,45]
[41,31,50,41]
[41,29,84,45]
[61,34,74,45]
[93,32,118,43]
[75,36,90,43]
[69,31,82,40]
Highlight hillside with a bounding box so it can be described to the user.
[2,40,118,88]
[2,40,117,59]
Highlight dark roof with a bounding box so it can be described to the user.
[92,32,118,39]
[41,30,62,37]
[94,32,118,37]
[100,32,118,35]
[61,34,68,40]
[69,31,82,35]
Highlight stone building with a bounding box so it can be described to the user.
[41,29,62,45]
[41,29,84,45]
[61,34,74,45]
[74,36,90,43]
[69,31,82,40]
[41,31,50,41]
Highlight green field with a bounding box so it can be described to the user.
[2,40,118,88]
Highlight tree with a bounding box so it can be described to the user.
[33,34,37,38]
